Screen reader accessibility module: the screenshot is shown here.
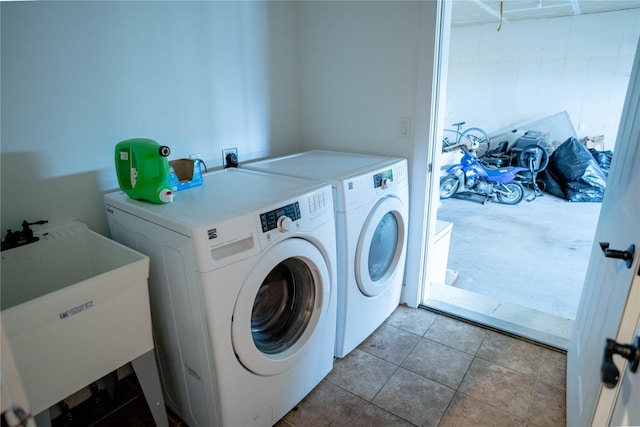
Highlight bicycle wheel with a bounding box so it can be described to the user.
[461,127,490,157]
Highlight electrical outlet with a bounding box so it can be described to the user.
[222,148,238,168]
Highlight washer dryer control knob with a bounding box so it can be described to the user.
[380,178,390,189]
[277,216,293,232]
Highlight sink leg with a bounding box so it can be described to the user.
[104,371,119,402]
[131,350,169,427]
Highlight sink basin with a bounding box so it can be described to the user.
[1,222,152,415]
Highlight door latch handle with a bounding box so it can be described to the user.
[601,336,640,388]
[599,242,635,268]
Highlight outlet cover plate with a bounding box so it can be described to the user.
[222,148,238,168]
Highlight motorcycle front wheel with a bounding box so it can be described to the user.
[497,182,525,205]
[440,175,460,199]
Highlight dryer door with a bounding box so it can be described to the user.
[232,238,330,376]
[355,196,408,297]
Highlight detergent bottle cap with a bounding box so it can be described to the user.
[159,189,174,203]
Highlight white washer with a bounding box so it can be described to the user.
[104,168,336,427]
[244,150,408,358]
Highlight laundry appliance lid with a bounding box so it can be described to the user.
[104,168,329,237]
[245,150,404,184]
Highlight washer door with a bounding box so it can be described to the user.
[231,238,330,376]
[355,196,407,297]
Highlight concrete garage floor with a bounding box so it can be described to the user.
[427,191,602,349]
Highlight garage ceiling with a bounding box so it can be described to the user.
[452,0,640,26]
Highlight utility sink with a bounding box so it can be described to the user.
[1,222,154,416]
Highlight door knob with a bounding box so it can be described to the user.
[599,242,635,269]
[600,336,640,388]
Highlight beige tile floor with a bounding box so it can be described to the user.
[276,305,566,427]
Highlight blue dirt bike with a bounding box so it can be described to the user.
[440,150,527,204]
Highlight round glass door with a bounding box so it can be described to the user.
[355,196,407,297]
[232,238,330,376]
[251,258,315,354]
[368,212,399,282]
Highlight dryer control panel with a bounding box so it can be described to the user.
[337,159,408,211]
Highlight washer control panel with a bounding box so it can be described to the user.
[260,202,301,233]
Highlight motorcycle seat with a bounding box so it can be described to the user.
[484,166,512,176]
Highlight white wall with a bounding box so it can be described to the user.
[297,1,420,161]
[1,1,301,235]
[446,9,640,150]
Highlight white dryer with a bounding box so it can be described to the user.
[104,168,336,427]
[244,151,408,358]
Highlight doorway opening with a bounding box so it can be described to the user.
[421,3,639,349]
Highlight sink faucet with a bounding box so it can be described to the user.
[1,220,48,251]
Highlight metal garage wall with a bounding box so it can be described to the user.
[445,9,640,151]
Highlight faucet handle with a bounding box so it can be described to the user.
[21,219,48,240]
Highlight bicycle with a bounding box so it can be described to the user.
[442,121,491,157]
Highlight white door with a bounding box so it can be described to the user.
[566,38,640,426]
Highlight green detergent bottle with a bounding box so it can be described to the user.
[115,138,174,204]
